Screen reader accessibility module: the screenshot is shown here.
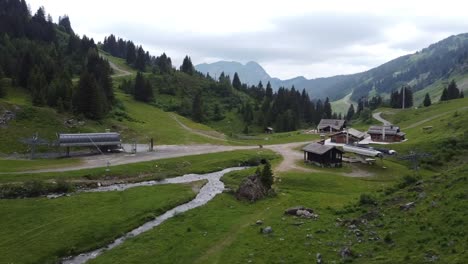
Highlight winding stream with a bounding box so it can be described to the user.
[62,167,247,264]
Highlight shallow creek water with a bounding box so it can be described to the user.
[62,167,247,264]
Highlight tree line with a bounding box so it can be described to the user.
[102,34,173,74]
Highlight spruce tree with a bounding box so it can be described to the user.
[440,88,448,101]
[0,70,5,98]
[126,42,136,65]
[180,56,194,75]
[260,161,273,190]
[232,72,242,90]
[192,91,204,122]
[423,93,432,107]
[346,104,355,120]
[135,46,146,71]
[460,90,464,98]
[28,66,47,106]
[447,80,460,100]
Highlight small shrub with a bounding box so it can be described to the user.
[384,233,393,244]
[398,175,419,189]
[359,193,377,206]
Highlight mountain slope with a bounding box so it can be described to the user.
[195,61,272,86]
[196,33,468,102]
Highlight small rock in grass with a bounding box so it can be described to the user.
[261,226,273,234]
[316,253,323,264]
[256,220,263,225]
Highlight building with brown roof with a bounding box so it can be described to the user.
[367,125,405,142]
[317,119,347,133]
[330,128,366,144]
[302,142,343,167]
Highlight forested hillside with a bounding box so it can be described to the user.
[0,0,113,119]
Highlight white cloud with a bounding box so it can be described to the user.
[27,0,468,79]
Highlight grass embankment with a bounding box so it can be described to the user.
[0,149,279,183]
[0,182,198,264]
[87,168,396,264]
[0,158,82,173]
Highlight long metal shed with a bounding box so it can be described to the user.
[57,133,121,147]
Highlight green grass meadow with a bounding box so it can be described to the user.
[0,182,198,264]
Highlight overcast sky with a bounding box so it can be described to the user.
[28,0,468,79]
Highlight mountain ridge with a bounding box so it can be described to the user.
[196,33,468,102]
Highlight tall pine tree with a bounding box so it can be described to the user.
[423,93,431,107]
[232,72,241,90]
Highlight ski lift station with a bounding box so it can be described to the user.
[57,132,122,156]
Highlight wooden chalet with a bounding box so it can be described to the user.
[367,125,405,142]
[302,142,343,167]
[330,128,366,144]
[317,119,346,133]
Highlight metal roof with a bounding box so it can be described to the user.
[367,125,403,136]
[330,128,366,139]
[317,119,346,130]
[57,133,121,147]
[303,142,341,155]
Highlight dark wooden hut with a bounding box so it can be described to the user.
[302,142,343,167]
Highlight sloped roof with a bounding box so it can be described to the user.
[368,125,402,136]
[318,119,346,130]
[302,142,341,155]
[330,128,366,139]
[347,128,366,139]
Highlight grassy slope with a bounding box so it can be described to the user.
[0,183,198,264]
[89,169,394,264]
[378,97,468,154]
[331,92,355,115]
[413,72,468,106]
[0,158,82,173]
[0,80,226,154]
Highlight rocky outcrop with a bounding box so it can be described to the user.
[236,175,267,201]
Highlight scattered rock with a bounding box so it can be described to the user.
[256,220,263,225]
[64,119,85,128]
[284,206,314,215]
[0,110,16,126]
[316,253,322,264]
[291,221,305,226]
[430,200,438,207]
[418,192,427,199]
[400,202,415,211]
[261,226,273,234]
[306,234,313,239]
[339,247,354,259]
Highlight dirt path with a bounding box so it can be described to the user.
[170,114,227,141]
[372,112,392,125]
[107,59,132,77]
[264,142,315,173]
[2,145,255,174]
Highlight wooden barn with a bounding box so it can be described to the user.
[302,142,343,167]
[317,119,346,133]
[367,125,406,142]
[330,128,366,144]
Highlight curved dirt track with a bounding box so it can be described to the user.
[170,114,227,141]
[372,112,392,125]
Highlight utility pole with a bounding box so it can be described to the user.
[402,86,405,109]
